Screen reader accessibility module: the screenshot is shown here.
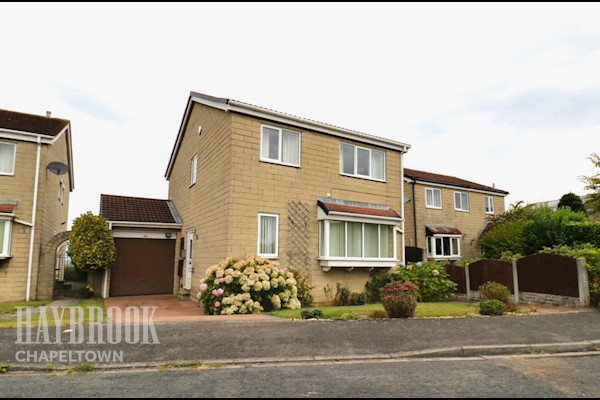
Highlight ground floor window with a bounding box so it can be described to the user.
[257,213,279,258]
[426,235,460,259]
[0,218,12,258]
[320,220,394,259]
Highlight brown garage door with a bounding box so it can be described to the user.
[110,238,175,296]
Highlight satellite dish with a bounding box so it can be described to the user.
[47,161,69,175]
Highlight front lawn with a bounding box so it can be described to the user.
[0,301,49,314]
[270,301,480,320]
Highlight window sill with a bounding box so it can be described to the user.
[454,208,470,213]
[258,255,279,260]
[0,255,13,260]
[339,172,386,183]
[259,159,301,168]
[428,256,460,261]
[319,258,397,271]
[425,206,443,210]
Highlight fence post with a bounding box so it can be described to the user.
[577,258,590,307]
[465,263,471,301]
[511,258,520,304]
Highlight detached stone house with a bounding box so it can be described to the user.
[165,92,411,304]
[403,168,508,262]
[0,110,74,301]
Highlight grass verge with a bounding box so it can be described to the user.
[0,298,105,328]
[270,301,481,320]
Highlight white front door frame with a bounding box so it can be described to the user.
[184,229,194,290]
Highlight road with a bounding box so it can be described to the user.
[1,354,599,398]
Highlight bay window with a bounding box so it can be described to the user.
[426,235,461,259]
[0,218,12,258]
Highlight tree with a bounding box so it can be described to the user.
[580,153,600,217]
[557,192,587,214]
[70,212,115,271]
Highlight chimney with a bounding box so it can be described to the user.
[46,111,52,117]
[492,183,496,188]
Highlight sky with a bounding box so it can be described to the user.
[2,3,600,227]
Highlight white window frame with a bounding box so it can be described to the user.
[339,143,386,182]
[426,235,461,260]
[260,124,301,167]
[318,211,397,269]
[485,196,495,214]
[257,213,279,258]
[0,142,16,176]
[425,187,442,209]
[454,191,469,212]
[0,218,13,258]
[190,155,197,187]
[58,178,65,204]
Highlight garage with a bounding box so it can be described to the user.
[100,194,182,297]
[109,238,176,296]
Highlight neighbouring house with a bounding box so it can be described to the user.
[0,109,74,301]
[403,168,508,262]
[163,92,411,304]
[99,194,182,298]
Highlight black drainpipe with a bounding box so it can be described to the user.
[412,180,418,248]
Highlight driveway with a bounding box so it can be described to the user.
[103,294,280,323]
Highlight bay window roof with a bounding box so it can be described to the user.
[426,225,462,236]
[317,199,401,220]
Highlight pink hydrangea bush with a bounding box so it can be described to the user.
[380,281,419,318]
[197,255,301,315]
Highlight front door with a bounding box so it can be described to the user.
[184,229,194,290]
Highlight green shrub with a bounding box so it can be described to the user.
[367,309,388,319]
[197,256,301,315]
[69,212,115,272]
[380,281,418,318]
[365,270,393,303]
[480,220,530,259]
[564,222,600,247]
[80,284,95,299]
[392,262,456,302]
[479,300,506,316]
[300,308,323,319]
[332,283,368,306]
[478,281,511,303]
[523,207,587,254]
[289,267,314,308]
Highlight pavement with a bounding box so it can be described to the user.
[0,295,599,372]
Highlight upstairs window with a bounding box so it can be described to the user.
[340,143,385,181]
[260,125,300,167]
[425,188,442,209]
[190,155,197,186]
[454,191,469,212]
[0,143,16,175]
[485,196,495,214]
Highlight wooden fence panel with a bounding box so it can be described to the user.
[469,259,514,293]
[444,264,466,294]
[517,253,578,297]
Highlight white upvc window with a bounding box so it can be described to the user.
[257,213,279,258]
[260,125,301,167]
[0,142,16,175]
[425,188,442,209]
[318,215,397,269]
[0,218,12,258]
[454,191,469,212]
[340,143,385,181]
[485,196,495,214]
[190,155,197,186]
[426,235,461,259]
[58,178,65,204]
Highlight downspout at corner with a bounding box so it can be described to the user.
[412,180,417,248]
[400,150,406,265]
[26,137,42,301]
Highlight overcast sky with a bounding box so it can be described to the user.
[2,3,600,227]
